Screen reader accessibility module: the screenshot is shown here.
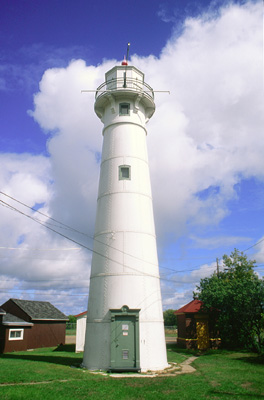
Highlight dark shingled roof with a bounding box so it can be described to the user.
[2,312,33,326]
[11,299,68,321]
[0,307,6,315]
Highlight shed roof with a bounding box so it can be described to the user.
[9,299,68,321]
[2,312,33,326]
[75,311,87,318]
[175,299,203,314]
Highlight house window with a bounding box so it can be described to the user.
[9,328,24,341]
[119,103,130,116]
[119,165,131,180]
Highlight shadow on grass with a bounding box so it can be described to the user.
[0,344,83,367]
[208,389,264,399]
[166,343,200,356]
[166,343,224,357]
[166,343,249,358]
[236,354,264,365]
[53,344,76,352]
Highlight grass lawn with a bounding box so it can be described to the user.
[65,329,76,336]
[0,344,263,399]
[164,328,177,338]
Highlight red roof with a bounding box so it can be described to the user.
[175,299,203,314]
[74,311,87,318]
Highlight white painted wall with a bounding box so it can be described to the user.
[75,314,87,352]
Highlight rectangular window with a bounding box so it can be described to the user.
[119,103,130,116]
[119,165,131,180]
[9,329,24,341]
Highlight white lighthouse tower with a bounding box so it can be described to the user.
[82,59,168,372]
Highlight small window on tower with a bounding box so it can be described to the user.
[119,103,130,116]
[119,165,131,180]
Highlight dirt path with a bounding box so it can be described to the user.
[106,356,198,378]
[65,335,76,344]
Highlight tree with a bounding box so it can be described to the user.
[163,309,177,327]
[68,315,77,324]
[194,249,264,351]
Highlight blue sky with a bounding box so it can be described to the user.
[0,0,263,315]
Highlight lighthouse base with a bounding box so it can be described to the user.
[82,305,168,373]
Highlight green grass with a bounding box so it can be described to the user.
[0,344,263,399]
[65,329,76,336]
[164,328,177,337]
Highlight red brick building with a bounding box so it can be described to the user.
[175,299,220,350]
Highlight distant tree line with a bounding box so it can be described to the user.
[67,315,77,324]
[163,309,177,327]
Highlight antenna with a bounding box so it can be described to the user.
[126,42,130,62]
[122,43,130,66]
[123,42,130,88]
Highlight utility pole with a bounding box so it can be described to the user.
[216,257,219,277]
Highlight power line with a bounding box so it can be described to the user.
[0,198,162,280]
[0,287,89,292]
[0,192,162,269]
[0,191,223,271]
[0,191,89,238]
[1,191,263,281]
[0,194,216,277]
[0,278,90,283]
[1,262,263,288]
[0,290,88,297]
[0,265,263,297]
[0,255,87,261]
[0,246,81,251]
[242,237,264,252]
[1,262,262,288]
[0,244,215,262]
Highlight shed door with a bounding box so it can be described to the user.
[111,315,137,370]
[196,320,210,350]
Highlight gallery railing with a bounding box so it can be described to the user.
[95,77,154,101]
